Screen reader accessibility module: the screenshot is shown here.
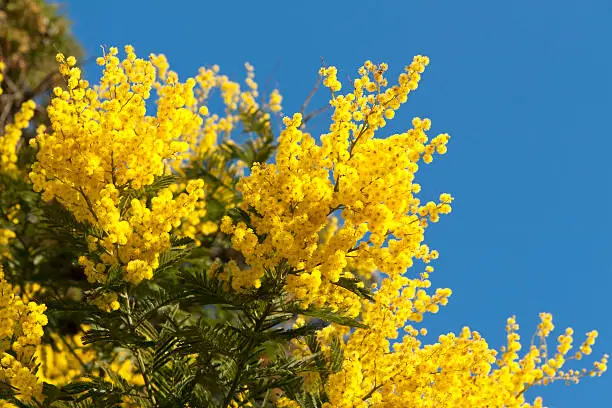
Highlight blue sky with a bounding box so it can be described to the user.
[55,0,611,405]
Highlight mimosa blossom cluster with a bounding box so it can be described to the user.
[28,47,208,286]
[220,57,607,407]
[0,266,47,405]
[221,56,450,313]
[0,99,35,174]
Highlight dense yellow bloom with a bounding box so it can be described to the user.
[0,266,47,404]
[284,309,606,407]
[154,54,280,245]
[222,57,450,313]
[29,47,284,286]
[29,48,206,284]
[0,203,21,261]
[0,99,35,173]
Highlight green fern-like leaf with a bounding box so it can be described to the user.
[284,305,367,329]
[332,276,374,301]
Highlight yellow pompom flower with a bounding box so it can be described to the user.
[29,48,207,285]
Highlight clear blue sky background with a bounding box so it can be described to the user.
[55,0,611,405]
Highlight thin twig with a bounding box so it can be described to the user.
[300,75,322,117]
[302,104,331,126]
